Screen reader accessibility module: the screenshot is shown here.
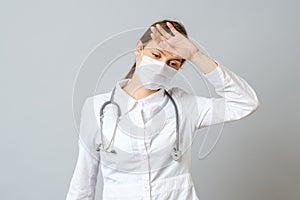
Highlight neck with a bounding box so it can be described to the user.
[122,75,159,100]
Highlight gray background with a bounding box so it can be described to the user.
[1,0,299,199]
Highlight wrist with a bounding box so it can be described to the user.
[189,49,204,63]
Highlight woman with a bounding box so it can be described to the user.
[66,20,260,200]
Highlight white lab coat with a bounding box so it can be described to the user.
[66,60,260,200]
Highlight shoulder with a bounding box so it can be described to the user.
[168,86,210,108]
[168,87,199,102]
[85,91,111,104]
[170,86,209,99]
[82,91,112,117]
[169,87,188,97]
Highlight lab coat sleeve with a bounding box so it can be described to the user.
[193,60,260,129]
[66,98,100,200]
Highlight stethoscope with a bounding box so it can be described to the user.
[95,86,181,161]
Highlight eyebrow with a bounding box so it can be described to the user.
[151,48,183,61]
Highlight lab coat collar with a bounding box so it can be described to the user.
[113,78,166,116]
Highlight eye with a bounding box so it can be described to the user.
[151,52,160,58]
[168,61,180,69]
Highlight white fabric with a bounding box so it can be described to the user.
[66,60,260,200]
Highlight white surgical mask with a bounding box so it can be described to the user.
[135,55,178,90]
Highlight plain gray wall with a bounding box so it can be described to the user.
[1,0,299,199]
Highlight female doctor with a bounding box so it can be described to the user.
[66,20,260,200]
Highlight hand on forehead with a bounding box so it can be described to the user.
[143,40,183,60]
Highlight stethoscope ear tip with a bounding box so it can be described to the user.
[95,143,117,154]
[96,143,101,152]
[110,149,117,154]
[172,149,181,161]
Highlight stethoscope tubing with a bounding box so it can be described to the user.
[96,86,181,161]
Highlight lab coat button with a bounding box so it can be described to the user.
[144,184,150,191]
[142,154,148,159]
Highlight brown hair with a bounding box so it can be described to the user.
[123,19,188,79]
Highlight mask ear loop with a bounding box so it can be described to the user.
[136,45,144,66]
[141,45,144,57]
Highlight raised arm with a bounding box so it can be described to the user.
[192,59,260,129]
[149,21,260,129]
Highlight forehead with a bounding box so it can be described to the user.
[143,40,182,59]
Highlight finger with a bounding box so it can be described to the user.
[166,22,180,36]
[150,26,166,42]
[155,24,172,39]
[150,32,172,51]
[150,31,162,45]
